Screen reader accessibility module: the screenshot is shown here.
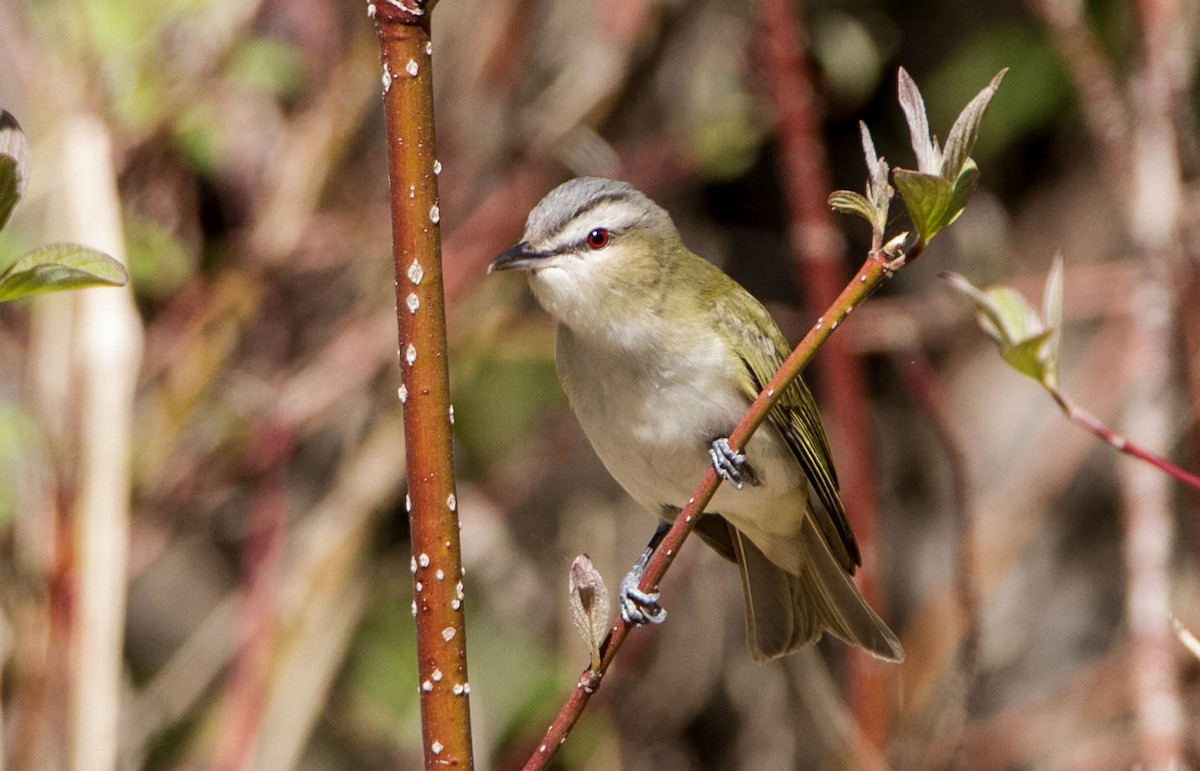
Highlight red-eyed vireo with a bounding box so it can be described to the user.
[489,177,903,662]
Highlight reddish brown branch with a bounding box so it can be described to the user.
[756,0,888,744]
[373,4,475,767]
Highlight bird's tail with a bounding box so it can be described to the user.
[731,524,904,663]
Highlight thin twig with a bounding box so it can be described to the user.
[373,2,475,767]
[522,243,918,770]
[1045,386,1200,490]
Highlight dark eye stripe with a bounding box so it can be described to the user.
[559,191,635,231]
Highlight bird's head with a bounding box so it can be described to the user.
[489,177,683,334]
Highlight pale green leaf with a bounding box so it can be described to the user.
[1001,329,1055,382]
[983,285,1043,343]
[828,190,879,228]
[0,244,128,302]
[941,271,1014,346]
[1041,254,1064,387]
[943,271,1060,386]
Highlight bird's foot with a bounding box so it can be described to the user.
[709,437,748,490]
[619,562,666,626]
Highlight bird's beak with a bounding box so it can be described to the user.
[488,241,546,273]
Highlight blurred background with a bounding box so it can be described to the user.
[0,0,1198,768]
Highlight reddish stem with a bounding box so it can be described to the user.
[374,4,475,767]
[1047,386,1200,490]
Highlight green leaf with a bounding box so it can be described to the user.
[0,244,129,302]
[893,169,955,243]
[1001,329,1055,381]
[940,69,1006,181]
[941,270,1061,386]
[895,158,981,245]
[984,286,1042,344]
[943,159,980,230]
[941,271,1014,346]
[828,190,879,228]
[0,110,31,233]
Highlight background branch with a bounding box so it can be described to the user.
[756,0,890,745]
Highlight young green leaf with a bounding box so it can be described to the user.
[1041,254,1064,387]
[892,69,1002,244]
[831,122,893,237]
[942,271,1015,346]
[0,110,31,233]
[985,286,1042,344]
[893,169,954,243]
[1001,329,1056,382]
[0,243,129,303]
[828,190,879,228]
[940,70,1007,181]
[941,269,1062,387]
[945,160,980,228]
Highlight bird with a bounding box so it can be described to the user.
[489,177,903,662]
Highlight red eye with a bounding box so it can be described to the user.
[586,228,610,249]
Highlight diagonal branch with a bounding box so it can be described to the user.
[1045,386,1200,490]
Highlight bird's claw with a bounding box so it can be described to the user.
[619,570,667,626]
[709,437,747,490]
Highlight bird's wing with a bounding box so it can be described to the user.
[712,285,861,573]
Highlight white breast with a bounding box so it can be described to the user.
[555,323,801,519]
